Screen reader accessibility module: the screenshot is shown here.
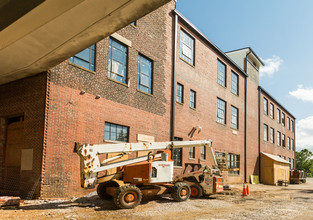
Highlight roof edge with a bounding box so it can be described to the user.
[259,86,296,119]
[226,47,264,66]
[173,9,248,77]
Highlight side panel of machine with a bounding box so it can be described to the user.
[123,163,151,184]
[150,161,173,183]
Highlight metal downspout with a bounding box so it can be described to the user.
[244,51,251,183]
[170,12,178,141]
[258,87,261,182]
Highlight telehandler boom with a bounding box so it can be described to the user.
[76,140,223,209]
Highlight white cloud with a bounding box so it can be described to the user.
[296,116,313,152]
[259,55,283,77]
[289,84,313,103]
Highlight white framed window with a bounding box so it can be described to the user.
[217,98,226,124]
[180,29,194,65]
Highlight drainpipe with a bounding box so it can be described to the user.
[258,87,261,182]
[170,12,178,141]
[244,51,251,183]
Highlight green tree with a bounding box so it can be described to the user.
[295,149,313,177]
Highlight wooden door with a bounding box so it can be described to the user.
[3,120,24,191]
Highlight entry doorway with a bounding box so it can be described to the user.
[2,116,24,194]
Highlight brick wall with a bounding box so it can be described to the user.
[173,21,246,184]
[0,74,46,198]
[40,1,176,198]
[260,91,296,167]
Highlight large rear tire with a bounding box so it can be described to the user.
[171,182,191,202]
[190,184,203,198]
[97,181,119,200]
[114,185,142,209]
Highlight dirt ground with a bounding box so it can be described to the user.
[1,178,313,220]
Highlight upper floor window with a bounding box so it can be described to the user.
[277,109,281,124]
[270,103,274,119]
[180,29,194,65]
[270,127,274,144]
[217,98,226,124]
[104,122,129,142]
[287,117,290,130]
[263,98,268,115]
[137,54,153,94]
[291,120,294,132]
[176,83,184,103]
[291,138,295,151]
[287,137,290,150]
[291,159,295,169]
[231,106,238,129]
[282,112,285,127]
[69,44,96,71]
[277,131,281,146]
[231,71,239,95]
[217,60,226,87]
[190,90,196,108]
[264,124,268,141]
[108,38,128,84]
[282,134,286,147]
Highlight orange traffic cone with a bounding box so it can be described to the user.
[246,184,250,195]
[242,183,247,196]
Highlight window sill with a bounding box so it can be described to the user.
[188,158,196,160]
[176,101,183,105]
[216,82,227,89]
[231,91,239,97]
[137,89,153,97]
[179,57,195,68]
[189,106,196,111]
[107,77,129,88]
[69,62,96,74]
[130,24,137,28]
[228,174,240,176]
[174,166,183,169]
[103,139,126,144]
[216,121,226,126]
[231,127,239,131]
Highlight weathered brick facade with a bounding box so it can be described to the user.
[40,1,176,198]
[0,74,46,198]
[173,20,246,183]
[259,88,296,174]
[0,0,295,198]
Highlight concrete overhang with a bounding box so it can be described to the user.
[0,0,170,85]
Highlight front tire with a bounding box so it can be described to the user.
[114,185,142,209]
[171,182,191,202]
[190,184,203,198]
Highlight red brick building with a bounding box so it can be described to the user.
[0,1,295,198]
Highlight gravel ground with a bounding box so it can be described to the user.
[1,178,312,220]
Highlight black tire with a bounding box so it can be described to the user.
[171,182,191,202]
[190,184,203,198]
[97,181,119,200]
[114,185,142,209]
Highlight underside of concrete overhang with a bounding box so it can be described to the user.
[0,0,170,85]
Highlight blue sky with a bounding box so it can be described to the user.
[177,0,313,152]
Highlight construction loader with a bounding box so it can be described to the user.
[75,140,224,209]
